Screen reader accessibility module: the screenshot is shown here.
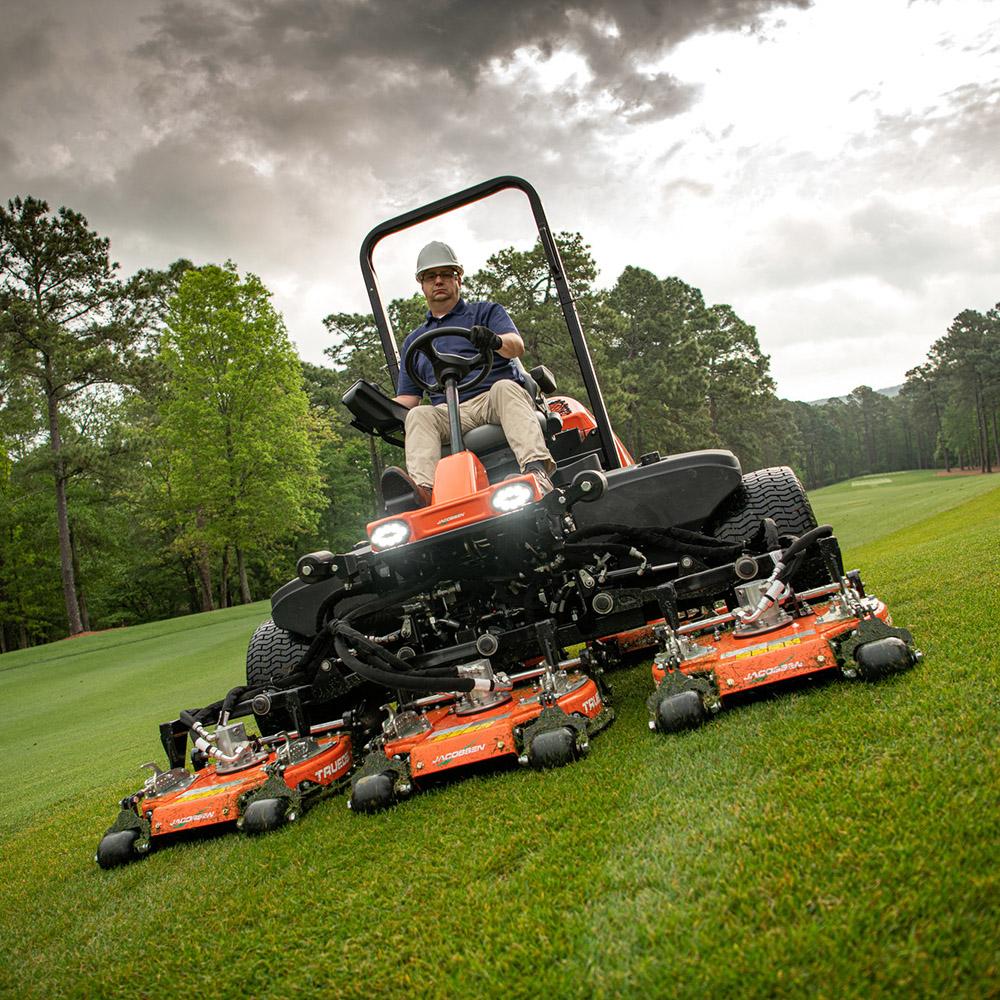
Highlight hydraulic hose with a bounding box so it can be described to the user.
[735,524,834,624]
[178,710,247,764]
[567,522,746,562]
[332,621,458,677]
[774,525,833,580]
[333,634,476,694]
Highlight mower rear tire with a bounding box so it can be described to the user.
[350,773,396,813]
[96,830,140,870]
[654,689,706,734]
[246,619,311,688]
[242,798,289,835]
[711,466,825,588]
[528,728,577,769]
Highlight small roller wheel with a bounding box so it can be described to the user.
[654,689,706,734]
[95,829,140,870]
[242,798,289,835]
[528,728,577,769]
[853,637,917,681]
[350,773,396,814]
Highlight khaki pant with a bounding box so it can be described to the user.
[404,379,555,488]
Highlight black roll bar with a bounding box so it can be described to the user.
[358,175,622,471]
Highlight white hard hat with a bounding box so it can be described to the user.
[415,241,463,280]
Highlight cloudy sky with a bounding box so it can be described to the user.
[2,0,997,401]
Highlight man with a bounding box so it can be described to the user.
[383,240,556,506]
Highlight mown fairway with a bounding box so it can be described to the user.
[2,471,997,998]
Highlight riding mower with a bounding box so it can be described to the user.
[95,176,919,868]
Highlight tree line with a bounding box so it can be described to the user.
[2,197,997,650]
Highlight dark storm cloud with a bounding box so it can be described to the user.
[0,0,813,364]
[133,0,808,146]
[0,18,54,93]
[1,0,812,219]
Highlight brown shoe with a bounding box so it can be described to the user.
[524,461,555,496]
[381,466,432,507]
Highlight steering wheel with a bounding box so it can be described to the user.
[403,326,493,396]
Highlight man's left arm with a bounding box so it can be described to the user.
[470,302,523,359]
[494,330,524,359]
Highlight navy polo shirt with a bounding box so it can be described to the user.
[396,299,523,404]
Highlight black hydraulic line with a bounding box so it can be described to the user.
[221,685,250,721]
[333,635,475,694]
[781,550,806,583]
[780,524,833,561]
[309,575,442,669]
[775,525,833,581]
[566,522,747,562]
[178,709,203,732]
[332,621,444,675]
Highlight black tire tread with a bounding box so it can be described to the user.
[713,466,817,543]
[246,619,310,688]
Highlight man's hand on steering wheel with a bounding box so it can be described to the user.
[403,325,495,396]
[468,325,503,354]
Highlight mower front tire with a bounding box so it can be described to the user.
[96,829,141,870]
[528,728,577,769]
[654,689,706,734]
[350,773,396,813]
[242,798,290,835]
[852,637,917,681]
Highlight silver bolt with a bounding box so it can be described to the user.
[648,720,656,731]
[301,564,313,576]
[518,754,529,766]
[320,659,332,672]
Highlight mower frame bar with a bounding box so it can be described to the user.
[359,175,622,471]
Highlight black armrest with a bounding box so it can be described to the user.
[528,365,556,394]
[341,379,408,440]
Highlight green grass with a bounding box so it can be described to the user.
[2,474,998,998]
[808,469,1000,550]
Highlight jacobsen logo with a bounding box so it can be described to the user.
[745,660,805,683]
[432,743,486,767]
[437,513,465,526]
[170,811,215,828]
[314,751,351,782]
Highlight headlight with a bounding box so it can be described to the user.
[370,520,411,549]
[490,481,534,512]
